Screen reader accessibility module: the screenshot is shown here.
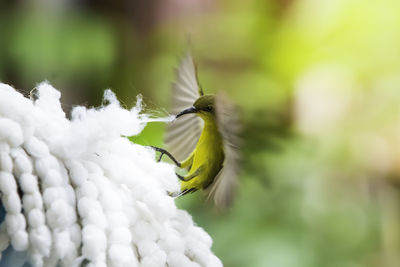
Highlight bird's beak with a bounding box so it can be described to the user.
[176,106,197,118]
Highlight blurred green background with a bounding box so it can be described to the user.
[2,0,400,266]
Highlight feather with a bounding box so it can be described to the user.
[206,92,241,209]
[164,52,203,162]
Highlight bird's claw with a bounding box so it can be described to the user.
[149,146,181,167]
[167,191,180,198]
[157,152,164,162]
[149,146,165,162]
[176,173,185,181]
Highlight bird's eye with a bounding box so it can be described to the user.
[206,106,213,112]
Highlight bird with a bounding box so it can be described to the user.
[152,51,241,209]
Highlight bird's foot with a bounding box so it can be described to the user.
[167,188,197,198]
[149,146,166,162]
[176,173,185,181]
[167,191,180,198]
[149,146,181,166]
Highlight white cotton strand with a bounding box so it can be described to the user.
[42,170,63,188]
[0,143,10,153]
[22,191,43,211]
[92,173,139,267]
[133,220,159,242]
[68,223,82,247]
[0,82,222,267]
[24,137,50,159]
[11,148,33,177]
[5,214,26,235]
[78,197,102,217]
[54,230,72,258]
[190,226,213,249]
[30,252,44,267]
[5,192,21,214]
[208,255,224,267]
[43,187,67,207]
[138,239,161,258]
[158,228,185,253]
[106,211,129,228]
[98,186,123,211]
[33,151,78,265]
[28,209,45,228]
[0,151,13,173]
[0,148,31,254]
[33,166,74,265]
[0,171,17,193]
[83,208,107,230]
[81,225,107,261]
[171,210,195,235]
[83,161,104,177]
[20,178,49,259]
[10,162,47,263]
[19,173,39,193]
[64,160,88,187]
[11,230,28,251]
[109,227,132,245]
[185,237,211,267]
[167,252,201,267]
[0,119,24,147]
[42,252,59,267]
[140,251,167,267]
[34,156,59,179]
[76,180,98,199]
[74,167,108,266]
[108,244,138,267]
[29,225,52,256]
[46,200,76,229]
[64,184,76,206]
[144,191,177,222]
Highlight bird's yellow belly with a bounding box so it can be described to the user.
[181,126,224,191]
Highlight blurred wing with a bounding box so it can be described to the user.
[164,51,203,162]
[206,92,241,209]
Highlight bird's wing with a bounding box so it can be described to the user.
[164,51,203,162]
[206,92,241,209]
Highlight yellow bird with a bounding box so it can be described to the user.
[153,51,240,209]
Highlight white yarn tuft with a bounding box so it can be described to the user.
[0,82,221,267]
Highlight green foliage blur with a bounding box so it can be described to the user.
[2,0,400,266]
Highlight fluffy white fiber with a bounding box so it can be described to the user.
[0,82,222,267]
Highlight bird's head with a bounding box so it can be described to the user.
[176,94,216,120]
